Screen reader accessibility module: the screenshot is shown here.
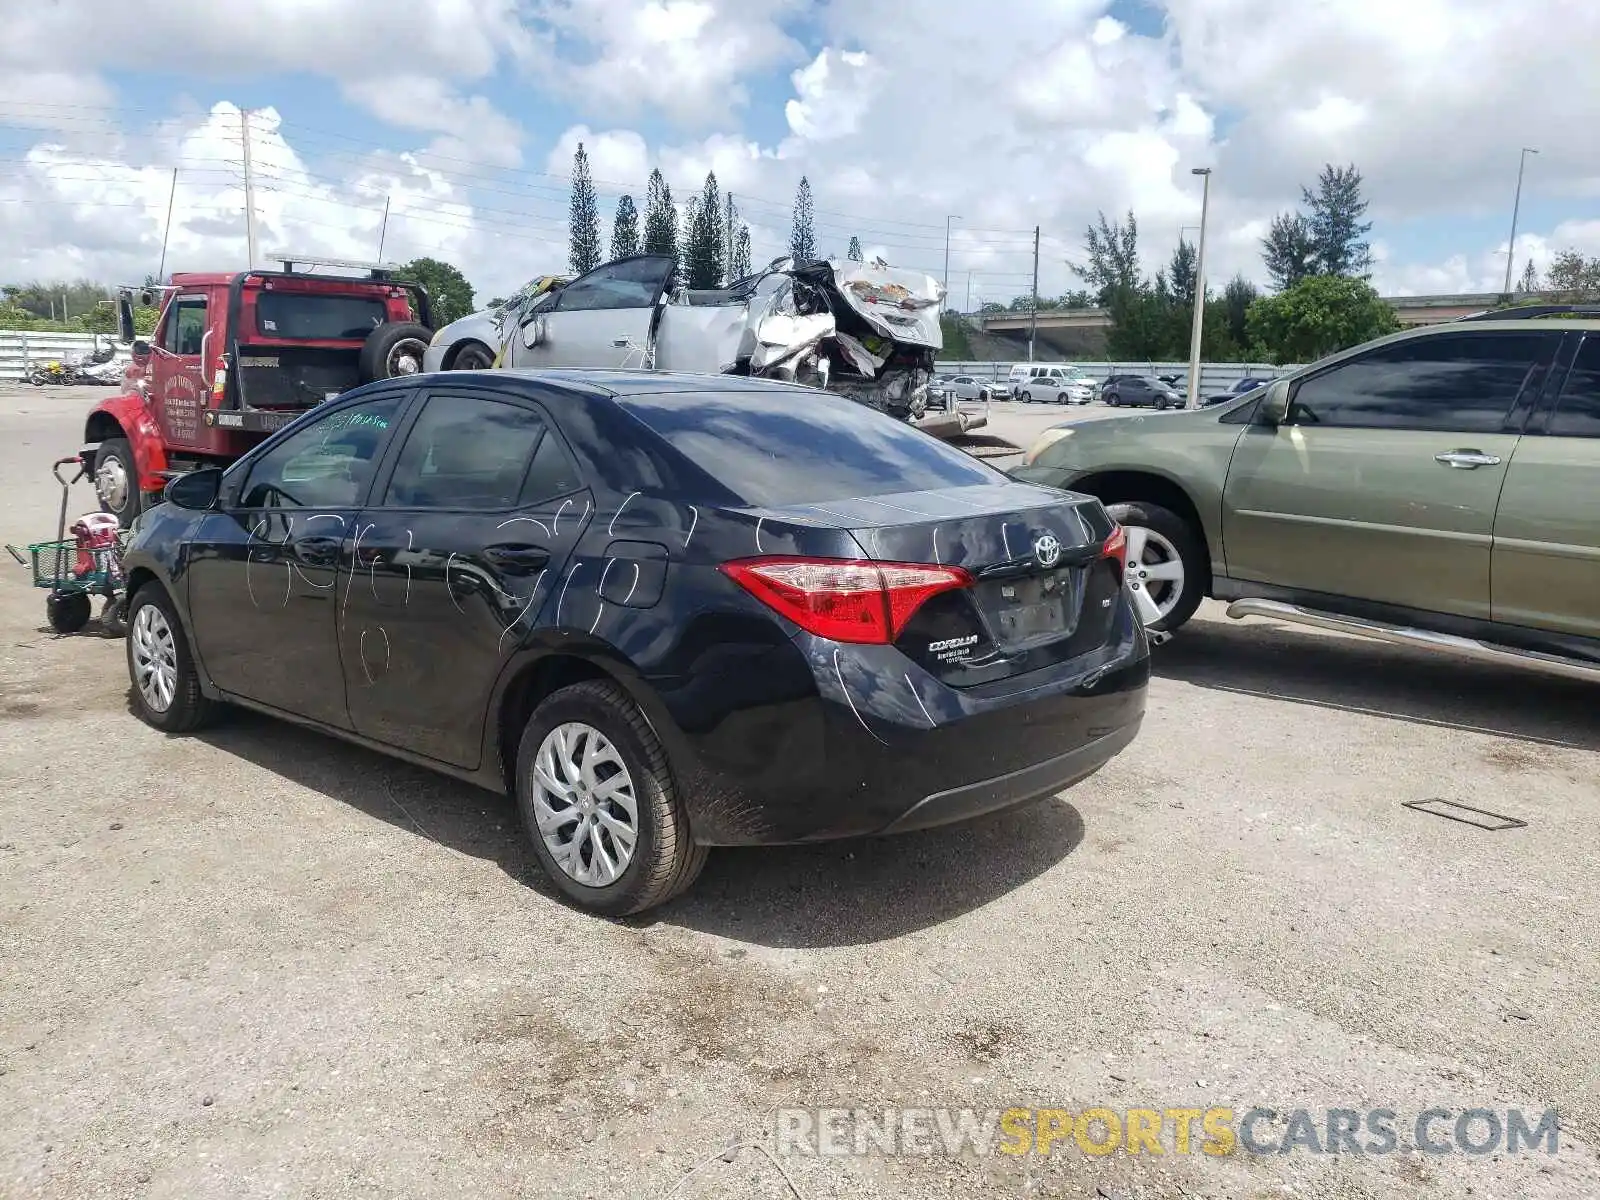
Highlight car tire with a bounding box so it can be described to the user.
[1020,389,1033,403]
[1056,392,1069,404]
[1105,500,1206,635]
[93,438,145,528]
[126,583,217,733]
[1155,396,1169,411]
[1105,393,1119,407]
[46,591,92,635]
[359,322,434,382]
[450,341,496,372]
[514,679,707,917]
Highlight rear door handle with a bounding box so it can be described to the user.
[1434,450,1501,469]
[484,544,550,573]
[294,535,342,566]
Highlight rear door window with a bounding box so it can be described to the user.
[383,392,564,510]
[1549,335,1600,437]
[617,388,1002,506]
[256,292,388,339]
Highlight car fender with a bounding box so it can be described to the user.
[85,390,169,493]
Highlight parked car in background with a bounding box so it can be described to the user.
[1012,309,1600,684]
[120,369,1150,915]
[938,374,1002,402]
[1101,375,1185,409]
[1204,376,1273,407]
[423,274,568,373]
[1013,365,1096,404]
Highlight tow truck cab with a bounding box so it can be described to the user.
[83,256,432,525]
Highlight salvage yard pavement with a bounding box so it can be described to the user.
[1,383,1597,1199]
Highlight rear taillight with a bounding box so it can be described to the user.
[1102,525,1128,576]
[720,556,973,645]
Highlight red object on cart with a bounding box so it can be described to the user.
[70,512,121,578]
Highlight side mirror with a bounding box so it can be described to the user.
[1259,378,1291,425]
[117,295,137,344]
[521,316,545,349]
[164,467,223,511]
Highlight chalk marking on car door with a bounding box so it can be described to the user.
[683,505,698,549]
[833,648,888,746]
[555,561,581,626]
[905,673,937,729]
[608,492,640,536]
[497,514,551,539]
[499,569,548,653]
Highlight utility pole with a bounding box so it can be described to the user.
[377,196,391,260]
[157,167,178,282]
[1028,225,1040,362]
[240,107,260,270]
[1185,168,1212,409]
[943,215,960,312]
[965,271,972,313]
[1501,147,1539,299]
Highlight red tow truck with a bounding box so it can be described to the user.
[83,255,433,525]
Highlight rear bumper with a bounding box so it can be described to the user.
[661,596,1149,846]
[879,718,1140,834]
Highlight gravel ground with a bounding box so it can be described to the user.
[1,384,1596,1199]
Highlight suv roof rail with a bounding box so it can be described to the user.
[1457,303,1600,322]
[271,253,406,280]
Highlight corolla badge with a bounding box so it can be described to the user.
[1033,532,1062,568]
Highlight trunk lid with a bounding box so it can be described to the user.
[774,481,1123,685]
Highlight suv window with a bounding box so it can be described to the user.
[616,387,1001,507]
[256,292,388,339]
[1289,332,1551,433]
[1550,335,1600,437]
[385,393,551,510]
[162,297,207,356]
[555,256,674,313]
[240,396,401,509]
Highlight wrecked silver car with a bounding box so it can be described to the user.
[495,253,944,422]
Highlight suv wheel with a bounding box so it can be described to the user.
[1020,389,1033,403]
[1105,501,1205,634]
[1105,393,1120,406]
[514,680,707,916]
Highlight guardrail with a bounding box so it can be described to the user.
[936,361,1301,394]
[0,331,108,381]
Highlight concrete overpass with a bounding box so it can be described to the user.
[967,292,1513,338]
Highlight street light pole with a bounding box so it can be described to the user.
[942,215,960,312]
[1185,168,1212,409]
[1501,147,1539,298]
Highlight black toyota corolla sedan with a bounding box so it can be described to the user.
[120,370,1149,915]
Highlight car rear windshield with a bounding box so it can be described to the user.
[255,292,389,340]
[617,388,1002,507]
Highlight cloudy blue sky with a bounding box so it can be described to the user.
[2,0,1598,307]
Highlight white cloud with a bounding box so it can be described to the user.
[341,77,527,169]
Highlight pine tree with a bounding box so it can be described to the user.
[846,236,863,262]
[1302,163,1373,277]
[731,223,752,279]
[1166,238,1198,304]
[1261,212,1317,292]
[642,169,678,268]
[1517,258,1540,293]
[1073,209,1142,305]
[790,176,817,262]
[567,143,601,275]
[683,172,726,288]
[610,194,640,259]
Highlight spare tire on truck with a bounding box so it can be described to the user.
[359,322,433,382]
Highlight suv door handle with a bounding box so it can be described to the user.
[294,535,342,566]
[484,544,550,573]
[1434,450,1501,469]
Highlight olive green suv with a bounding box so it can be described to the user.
[1012,306,1600,682]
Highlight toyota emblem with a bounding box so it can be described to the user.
[1033,532,1062,568]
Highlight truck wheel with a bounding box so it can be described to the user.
[1105,501,1206,635]
[514,680,707,917]
[359,322,433,382]
[93,438,145,528]
[450,341,495,371]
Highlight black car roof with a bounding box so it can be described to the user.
[482,368,818,397]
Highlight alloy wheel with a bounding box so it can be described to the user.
[529,722,640,887]
[96,456,129,513]
[1124,525,1186,625]
[131,602,178,713]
